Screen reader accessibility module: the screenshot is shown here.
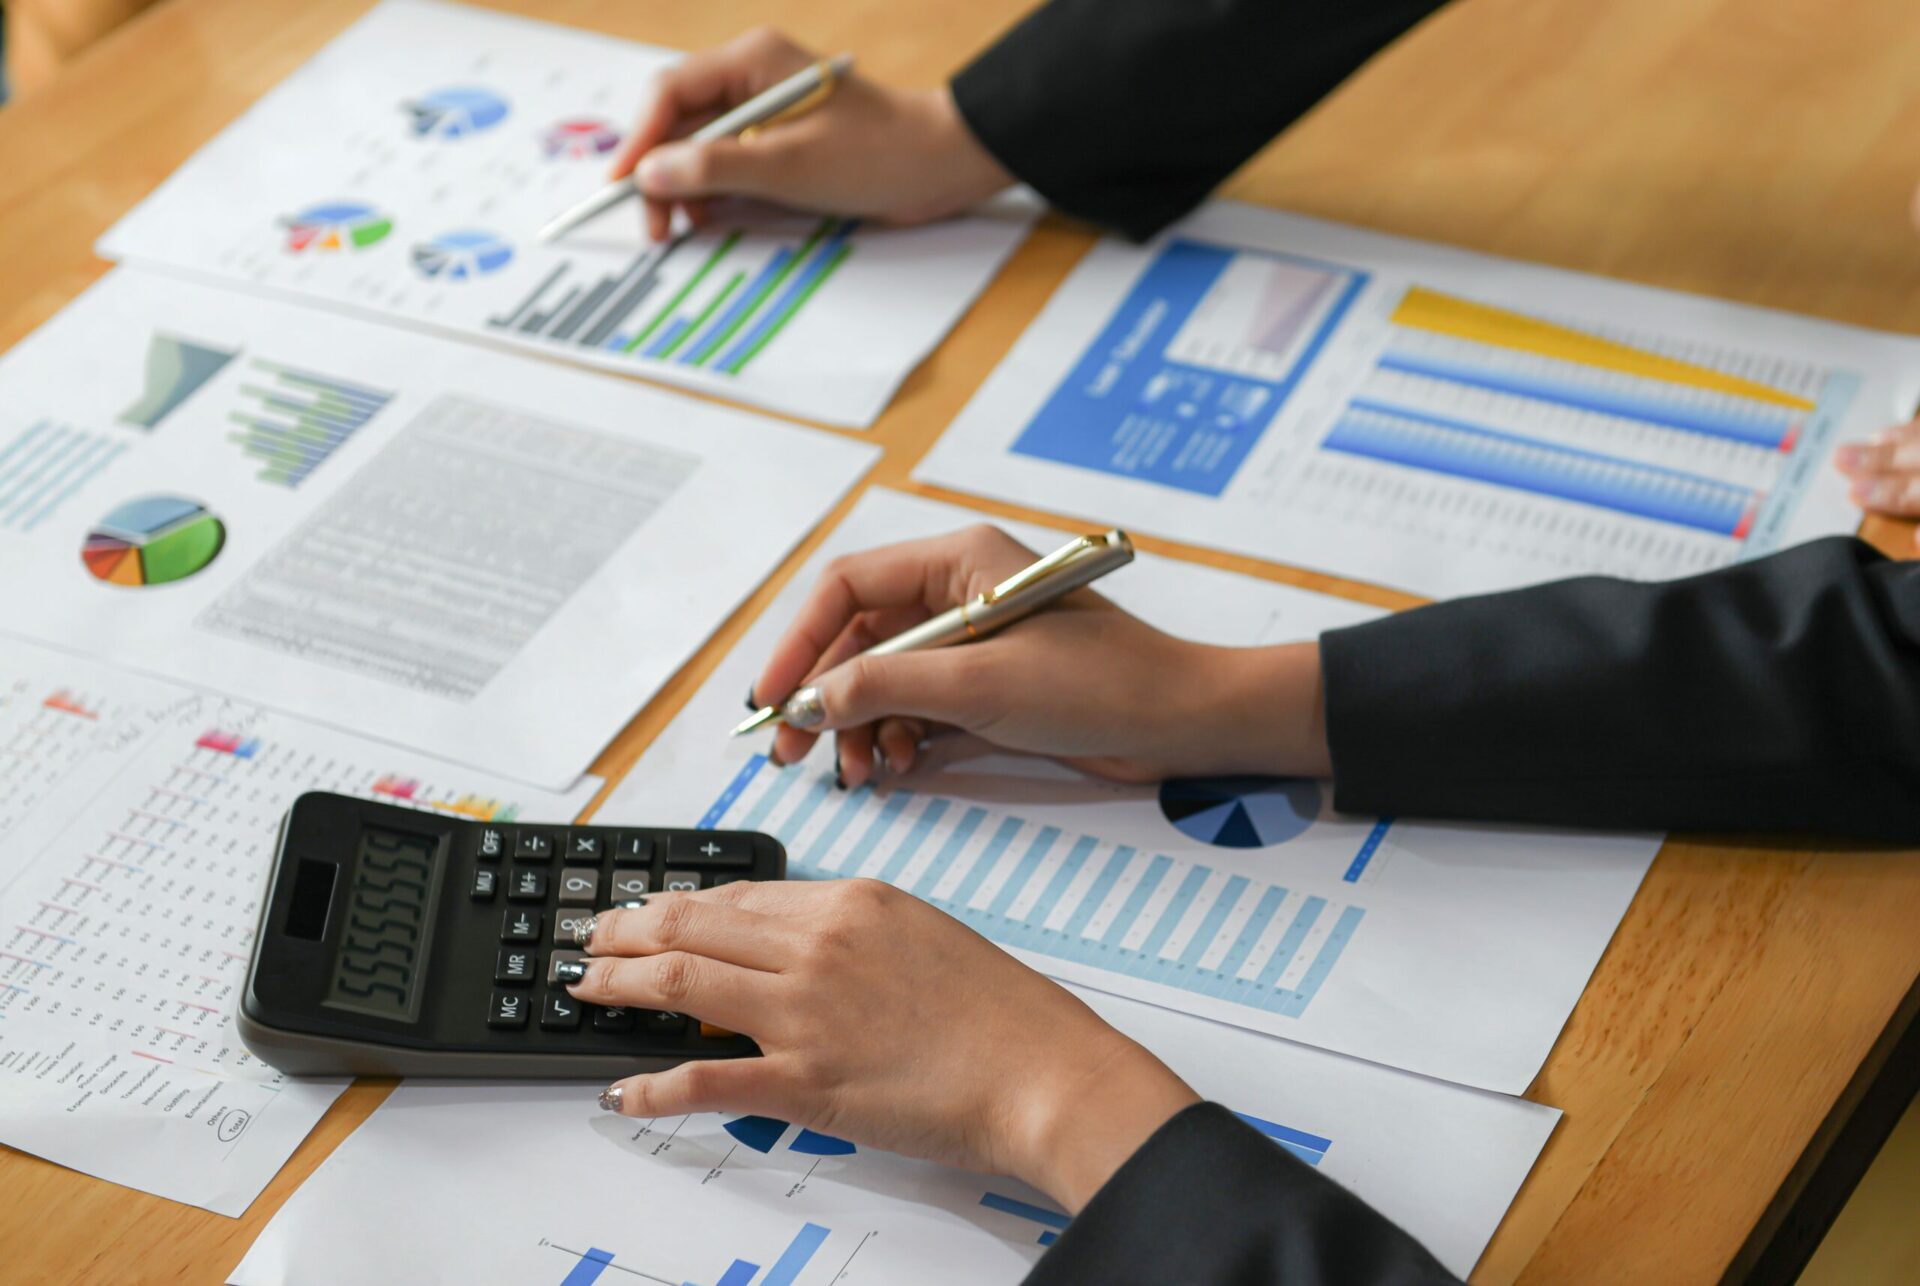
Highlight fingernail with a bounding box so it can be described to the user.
[834,769,846,791]
[613,898,647,910]
[570,914,598,950]
[767,749,787,769]
[637,150,691,196]
[783,686,825,730]
[745,683,760,711]
[598,1085,624,1113]
[554,960,589,984]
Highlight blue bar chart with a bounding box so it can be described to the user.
[226,359,393,488]
[979,1192,1071,1247]
[1233,1112,1334,1166]
[682,1223,832,1286]
[702,756,1367,1021]
[0,421,126,532]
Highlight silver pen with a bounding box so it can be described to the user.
[539,53,854,243]
[733,529,1136,737]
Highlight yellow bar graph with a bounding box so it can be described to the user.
[1390,287,1815,411]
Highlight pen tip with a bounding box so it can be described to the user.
[731,706,782,737]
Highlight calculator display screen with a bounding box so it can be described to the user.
[322,825,443,1023]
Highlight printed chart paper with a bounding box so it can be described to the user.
[917,201,1920,597]
[0,637,596,1215]
[231,989,1558,1284]
[0,268,875,789]
[97,0,1033,428]
[599,489,1659,1094]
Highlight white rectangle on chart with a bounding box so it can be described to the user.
[916,200,1920,598]
[230,988,1558,1284]
[0,268,876,788]
[597,488,1659,1094]
[0,636,596,1216]
[96,0,1033,428]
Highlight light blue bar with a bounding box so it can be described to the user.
[0,419,50,480]
[12,434,114,528]
[1232,1110,1333,1155]
[1063,846,1133,940]
[700,754,768,828]
[559,1247,615,1286]
[946,816,1025,910]
[1028,835,1097,928]
[776,774,838,847]
[980,1192,1071,1229]
[713,1260,758,1286]
[1215,886,1285,983]
[761,1222,831,1286]
[717,224,853,369]
[1255,896,1327,989]
[911,806,987,897]
[1178,875,1248,968]
[683,247,793,365]
[1378,347,1797,449]
[1101,854,1171,946]
[0,425,77,516]
[877,798,948,884]
[1344,819,1392,883]
[800,785,874,870]
[1283,905,1367,1015]
[643,316,690,359]
[736,758,804,830]
[1038,1231,1058,1247]
[835,790,912,875]
[987,826,1061,918]
[1139,865,1211,961]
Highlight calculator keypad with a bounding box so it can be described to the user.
[470,824,779,1061]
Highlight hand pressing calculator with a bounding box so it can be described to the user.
[238,792,786,1077]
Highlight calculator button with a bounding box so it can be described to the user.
[513,830,556,861]
[548,949,588,986]
[509,868,549,902]
[644,1010,687,1036]
[554,909,595,946]
[541,992,583,1031]
[502,908,541,942]
[474,827,506,861]
[558,868,600,906]
[661,870,702,894]
[488,990,530,1029]
[591,1005,634,1032]
[497,948,538,984]
[670,834,754,867]
[564,832,603,863]
[612,832,656,865]
[608,870,650,901]
[470,867,498,901]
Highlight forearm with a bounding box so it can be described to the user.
[950,0,1450,240]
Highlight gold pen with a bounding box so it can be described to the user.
[733,529,1135,737]
[539,53,854,243]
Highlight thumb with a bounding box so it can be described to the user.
[807,649,995,733]
[635,136,795,202]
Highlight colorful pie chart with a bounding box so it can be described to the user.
[542,118,621,158]
[403,86,510,138]
[411,229,514,280]
[283,201,393,253]
[82,495,226,588]
[1159,775,1322,848]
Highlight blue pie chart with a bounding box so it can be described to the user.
[1159,775,1321,848]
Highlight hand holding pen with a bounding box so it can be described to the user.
[737,524,1336,791]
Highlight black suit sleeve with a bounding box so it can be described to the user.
[1321,537,1920,841]
[949,0,1449,241]
[1023,1102,1460,1285]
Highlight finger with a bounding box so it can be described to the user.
[875,717,924,775]
[599,1055,782,1119]
[758,604,926,765]
[810,646,1002,733]
[569,952,773,1034]
[644,195,674,244]
[753,528,1028,718]
[1848,472,1920,516]
[611,30,802,179]
[836,723,878,790]
[1834,422,1920,475]
[584,899,794,971]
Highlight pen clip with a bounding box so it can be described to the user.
[981,534,1104,605]
[739,58,846,142]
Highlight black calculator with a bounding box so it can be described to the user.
[238,791,786,1077]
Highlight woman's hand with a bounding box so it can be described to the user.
[568,880,1199,1212]
[613,28,1013,242]
[747,524,1332,789]
[1836,411,1920,537]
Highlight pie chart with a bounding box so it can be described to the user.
[542,118,621,158]
[403,86,509,138]
[1159,775,1321,848]
[82,495,226,588]
[283,201,393,253]
[411,229,514,280]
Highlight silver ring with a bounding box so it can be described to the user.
[783,685,826,729]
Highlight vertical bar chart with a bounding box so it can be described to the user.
[226,359,393,488]
[1232,1111,1333,1166]
[556,1247,615,1286]
[682,1222,831,1286]
[702,756,1367,1021]
[979,1192,1070,1246]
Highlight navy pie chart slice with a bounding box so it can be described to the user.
[1159,775,1321,848]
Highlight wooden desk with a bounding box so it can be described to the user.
[3,0,1918,1280]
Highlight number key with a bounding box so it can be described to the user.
[554,908,595,946]
[608,870,650,901]
[661,870,701,894]
[558,868,599,906]
[488,990,529,1029]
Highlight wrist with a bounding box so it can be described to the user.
[1182,641,1331,778]
[893,85,1013,222]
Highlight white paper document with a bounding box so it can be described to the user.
[0,268,875,789]
[231,987,1558,1285]
[916,201,1920,597]
[0,636,596,1215]
[96,0,1032,428]
[598,489,1658,1093]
